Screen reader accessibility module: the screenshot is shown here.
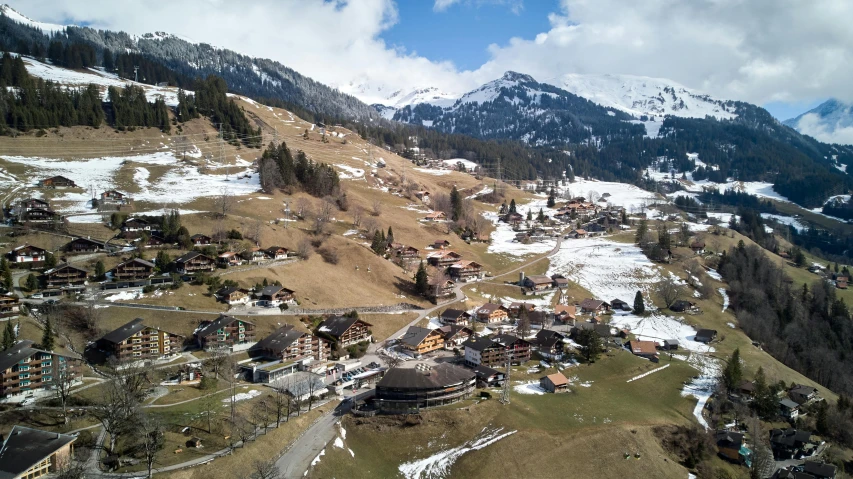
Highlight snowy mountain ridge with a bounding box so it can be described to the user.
[558,73,739,120]
[0,4,68,34]
[783,99,853,146]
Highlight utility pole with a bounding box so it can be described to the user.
[133,65,139,83]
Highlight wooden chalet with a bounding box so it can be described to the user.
[249,325,330,362]
[256,285,296,306]
[20,207,60,223]
[264,246,290,260]
[463,334,530,367]
[100,190,130,204]
[424,211,446,221]
[44,264,88,288]
[0,295,21,318]
[432,240,451,250]
[440,308,472,326]
[240,248,267,263]
[433,279,456,299]
[628,340,659,362]
[315,316,373,347]
[579,298,611,314]
[540,372,569,393]
[217,251,244,267]
[426,250,462,267]
[448,260,483,281]
[0,342,82,400]
[690,240,706,254]
[493,334,532,364]
[439,325,473,348]
[144,235,166,248]
[194,314,256,351]
[19,198,50,212]
[64,237,106,253]
[553,304,576,323]
[111,258,155,280]
[532,330,567,360]
[475,303,508,323]
[174,251,216,275]
[507,302,536,318]
[38,175,77,188]
[190,234,212,246]
[670,300,699,313]
[7,244,48,263]
[120,218,152,238]
[96,318,184,361]
[399,326,445,356]
[0,426,77,477]
[522,274,553,291]
[392,244,420,261]
[214,286,251,305]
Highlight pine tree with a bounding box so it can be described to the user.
[547,188,556,208]
[44,253,57,269]
[2,321,14,350]
[25,274,39,292]
[94,260,105,280]
[815,401,829,435]
[576,329,602,364]
[635,219,648,244]
[509,199,517,214]
[537,208,546,222]
[370,231,384,255]
[450,186,462,221]
[386,226,394,246]
[41,318,54,351]
[414,261,429,296]
[722,348,743,392]
[1,258,12,292]
[633,291,645,315]
[526,210,533,221]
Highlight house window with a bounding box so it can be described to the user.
[19,373,29,379]
[43,375,52,382]
[20,380,30,386]
[42,362,51,367]
[18,365,29,371]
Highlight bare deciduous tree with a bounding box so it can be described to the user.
[297,238,314,259]
[53,365,77,424]
[312,216,328,236]
[270,385,290,426]
[55,458,86,479]
[214,188,234,217]
[587,190,600,203]
[363,217,379,236]
[250,459,282,479]
[321,196,335,222]
[748,416,775,479]
[137,413,164,478]
[351,205,364,227]
[379,351,403,370]
[90,359,149,455]
[248,219,263,245]
[295,197,311,219]
[371,199,382,216]
[656,276,683,309]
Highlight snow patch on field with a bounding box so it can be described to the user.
[548,237,661,303]
[398,427,516,479]
[104,290,144,302]
[626,364,670,382]
[223,389,262,403]
[761,214,807,232]
[681,352,721,429]
[441,158,479,170]
[335,164,365,180]
[414,168,452,176]
[719,288,729,312]
[513,381,546,395]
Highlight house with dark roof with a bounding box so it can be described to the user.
[111,258,155,281]
[695,329,718,343]
[439,309,471,326]
[0,341,83,401]
[64,237,106,253]
[770,429,811,460]
[570,321,612,341]
[100,190,128,204]
[522,274,554,292]
[507,302,536,319]
[448,260,484,282]
[256,285,296,307]
[264,246,290,260]
[217,251,243,267]
[462,337,505,368]
[399,327,445,356]
[194,315,256,351]
[551,274,569,289]
[6,244,47,264]
[44,264,88,288]
[19,198,49,212]
[438,325,473,348]
[670,300,699,313]
[554,304,576,323]
[20,207,60,223]
[249,325,330,363]
[190,234,212,246]
[531,330,567,360]
[174,251,216,275]
[0,426,77,478]
[579,298,610,314]
[214,285,251,305]
[802,461,838,479]
[779,398,801,420]
[374,363,475,413]
[492,334,531,364]
[38,175,76,188]
[120,218,151,238]
[788,384,820,405]
[610,298,632,312]
[315,316,373,347]
[96,318,184,362]
[714,430,747,463]
[471,364,504,387]
[0,295,21,320]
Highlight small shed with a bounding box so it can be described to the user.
[539,372,569,393]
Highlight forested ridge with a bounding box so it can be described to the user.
[719,241,853,395]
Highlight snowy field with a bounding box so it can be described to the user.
[548,237,662,302]
[761,213,807,232]
[558,177,659,213]
[398,427,516,479]
[441,158,479,171]
[0,152,259,217]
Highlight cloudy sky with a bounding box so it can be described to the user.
[6,0,851,125]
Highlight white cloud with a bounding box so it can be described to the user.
[6,0,853,107]
[792,113,853,145]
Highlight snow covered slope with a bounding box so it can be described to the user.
[0,4,68,34]
[559,73,738,120]
[368,86,459,120]
[784,99,853,145]
[14,54,181,106]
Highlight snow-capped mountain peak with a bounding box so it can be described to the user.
[559,73,738,120]
[784,99,853,146]
[0,4,69,34]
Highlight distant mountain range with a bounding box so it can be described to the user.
[784,99,853,146]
